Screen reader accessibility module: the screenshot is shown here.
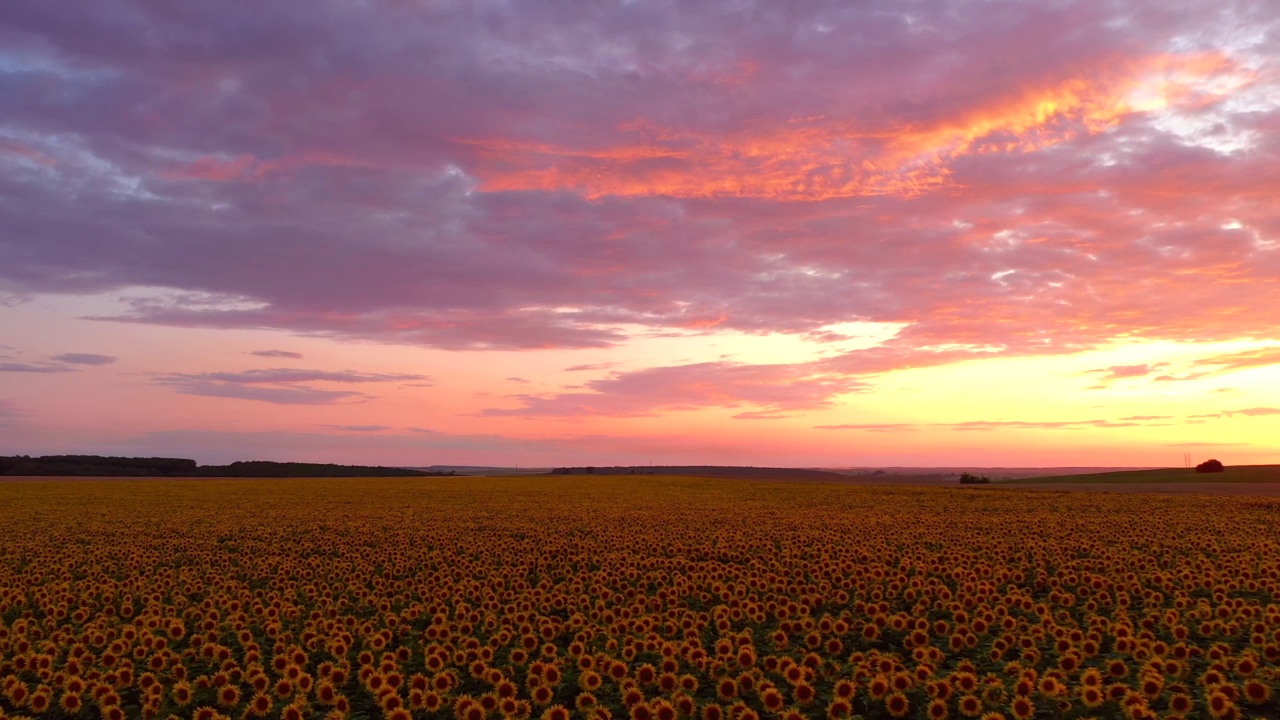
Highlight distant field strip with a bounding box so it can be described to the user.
[1,476,1278,720]
[1001,464,1280,484]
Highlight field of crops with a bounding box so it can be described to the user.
[1,476,1278,720]
[1001,466,1280,485]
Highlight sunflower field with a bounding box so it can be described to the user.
[1,476,1277,720]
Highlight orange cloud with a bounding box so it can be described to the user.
[463,52,1249,201]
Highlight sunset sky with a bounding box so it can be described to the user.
[2,0,1278,468]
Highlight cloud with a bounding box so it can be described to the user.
[1183,347,1280,376]
[481,361,863,417]
[0,362,75,373]
[817,416,1179,431]
[506,377,530,384]
[1224,407,1280,417]
[1085,364,1166,382]
[157,381,368,406]
[563,363,618,372]
[0,0,1275,372]
[50,353,117,366]
[153,367,430,405]
[945,419,1142,431]
[250,349,304,359]
[323,425,392,432]
[814,423,919,432]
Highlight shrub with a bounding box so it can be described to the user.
[958,472,991,485]
[1195,459,1225,473]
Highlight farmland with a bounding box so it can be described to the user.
[1001,466,1280,485]
[1,476,1278,720]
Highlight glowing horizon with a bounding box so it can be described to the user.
[1,0,1278,468]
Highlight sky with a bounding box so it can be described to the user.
[1,0,1279,468]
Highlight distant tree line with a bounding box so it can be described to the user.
[958,472,991,485]
[0,455,456,477]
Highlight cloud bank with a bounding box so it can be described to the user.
[0,0,1275,375]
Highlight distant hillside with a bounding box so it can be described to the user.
[1001,465,1280,484]
[0,455,455,478]
[548,465,854,481]
[830,466,1162,480]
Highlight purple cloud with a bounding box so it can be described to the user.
[0,362,74,373]
[153,367,430,405]
[50,353,117,365]
[251,349,304,359]
[324,425,391,432]
[173,368,430,385]
[155,380,366,406]
[0,0,1275,371]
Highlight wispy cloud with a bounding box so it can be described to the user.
[250,349,304,359]
[0,362,75,373]
[154,368,431,405]
[51,353,117,366]
[482,361,863,417]
[814,423,919,432]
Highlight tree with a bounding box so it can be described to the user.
[1195,459,1224,473]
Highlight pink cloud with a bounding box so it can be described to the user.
[482,361,864,418]
[0,0,1276,390]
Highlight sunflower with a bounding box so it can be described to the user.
[958,694,982,717]
[542,705,571,720]
[760,688,785,712]
[1242,679,1271,705]
[885,693,910,718]
[827,699,853,719]
[1207,692,1234,719]
[217,685,240,707]
[868,674,890,700]
[1009,696,1034,720]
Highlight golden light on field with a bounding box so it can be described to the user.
[1,476,1279,720]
